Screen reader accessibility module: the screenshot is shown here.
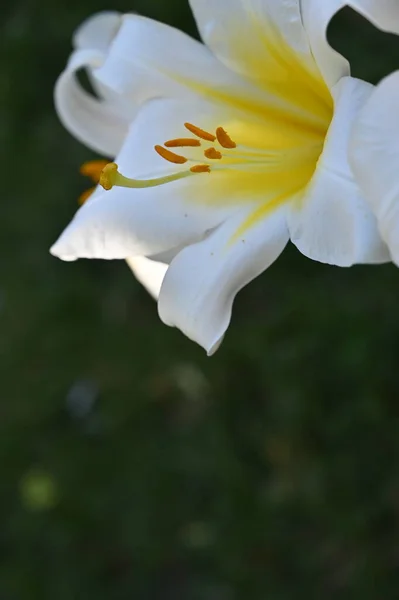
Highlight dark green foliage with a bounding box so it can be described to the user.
[1,2,399,598]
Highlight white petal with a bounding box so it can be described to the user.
[93,13,274,108]
[347,0,399,34]
[300,0,349,87]
[349,71,399,264]
[50,98,238,260]
[54,48,130,156]
[73,11,122,52]
[288,76,389,266]
[126,256,168,299]
[72,10,138,121]
[189,0,348,88]
[158,206,289,355]
[189,0,310,73]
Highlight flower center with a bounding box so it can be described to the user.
[99,120,323,194]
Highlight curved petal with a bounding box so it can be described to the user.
[93,13,290,114]
[50,98,241,260]
[72,10,138,120]
[189,0,348,88]
[50,181,234,260]
[349,71,399,264]
[54,48,130,156]
[73,11,122,52]
[126,256,168,299]
[288,76,389,266]
[300,0,349,87]
[158,205,289,355]
[348,0,399,35]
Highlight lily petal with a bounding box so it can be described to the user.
[54,47,130,156]
[300,0,350,87]
[93,13,281,111]
[50,98,239,260]
[288,76,389,266]
[73,11,122,53]
[189,0,348,88]
[348,0,399,34]
[126,256,168,299]
[71,10,138,121]
[349,71,399,264]
[158,206,289,355]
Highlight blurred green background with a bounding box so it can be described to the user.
[1,1,399,598]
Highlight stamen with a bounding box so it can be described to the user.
[184,123,216,142]
[78,159,109,206]
[216,127,237,149]
[80,159,110,181]
[164,138,201,148]
[78,186,96,205]
[99,162,207,191]
[204,148,222,160]
[154,145,188,164]
[190,165,211,173]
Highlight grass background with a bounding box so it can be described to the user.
[1,1,399,598]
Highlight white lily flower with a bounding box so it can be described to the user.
[51,1,390,354]
[348,1,399,264]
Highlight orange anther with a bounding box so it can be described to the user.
[216,127,237,149]
[154,145,188,164]
[190,165,211,173]
[79,160,110,181]
[78,186,96,205]
[184,123,216,142]
[78,159,109,206]
[204,147,222,160]
[164,138,201,148]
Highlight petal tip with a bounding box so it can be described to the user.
[205,334,224,356]
[50,236,78,262]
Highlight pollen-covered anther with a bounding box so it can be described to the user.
[204,147,222,160]
[100,162,119,190]
[216,127,237,149]
[184,122,216,142]
[79,159,110,205]
[78,187,95,205]
[80,159,110,179]
[164,138,201,148]
[155,145,188,164]
[190,165,211,173]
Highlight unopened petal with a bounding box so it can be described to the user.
[349,71,399,264]
[158,206,289,354]
[288,76,389,266]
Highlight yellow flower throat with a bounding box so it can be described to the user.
[99,115,328,197]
